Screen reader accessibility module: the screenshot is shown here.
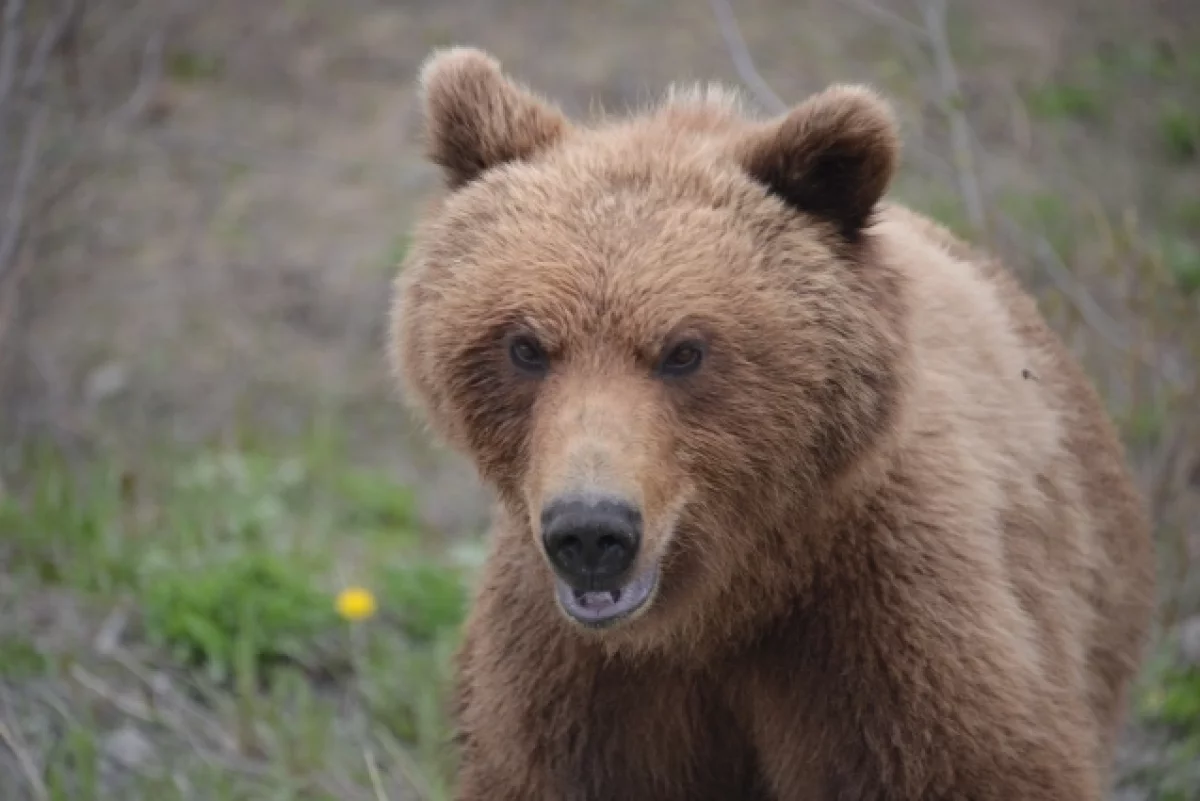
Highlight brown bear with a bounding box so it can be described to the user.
[388,46,1157,801]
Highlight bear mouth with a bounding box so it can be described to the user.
[553,563,661,629]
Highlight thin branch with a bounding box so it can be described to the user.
[363,745,391,801]
[70,663,168,725]
[0,0,79,298]
[93,598,132,655]
[374,728,439,801]
[706,0,787,115]
[0,0,25,111]
[110,19,165,125]
[703,0,1192,396]
[846,0,928,40]
[24,0,82,92]
[0,0,25,183]
[0,103,46,282]
[0,714,48,801]
[997,216,1190,391]
[915,0,986,235]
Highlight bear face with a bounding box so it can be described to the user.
[391,48,910,646]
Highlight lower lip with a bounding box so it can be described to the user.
[554,563,661,628]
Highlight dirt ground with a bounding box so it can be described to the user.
[1,0,1198,797]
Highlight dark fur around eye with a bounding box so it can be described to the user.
[509,335,549,375]
[657,340,706,378]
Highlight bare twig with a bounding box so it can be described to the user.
[24,0,82,92]
[0,0,25,111]
[0,0,25,195]
[0,103,46,282]
[705,0,1195,398]
[706,0,787,115]
[0,714,48,801]
[364,745,391,801]
[0,245,30,348]
[846,0,928,40]
[70,663,166,724]
[706,0,986,229]
[915,0,986,235]
[94,598,133,655]
[109,20,166,125]
[994,215,1190,391]
[99,651,241,753]
[375,728,439,801]
[0,0,79,312]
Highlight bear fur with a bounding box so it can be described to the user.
[388,46,1157,801]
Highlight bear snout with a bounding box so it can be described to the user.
[540,495,643,590]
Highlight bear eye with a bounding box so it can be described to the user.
[657,340,705,378]
[509,335,549,375]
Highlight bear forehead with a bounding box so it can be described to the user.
[416,140,814,344]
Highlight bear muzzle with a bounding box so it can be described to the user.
[540,494,661,628]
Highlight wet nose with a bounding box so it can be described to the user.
[541,496,642,589]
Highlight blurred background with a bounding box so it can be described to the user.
[0,0,1196,798]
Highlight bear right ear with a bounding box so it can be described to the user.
[418,47,571,189]
[736,84,900,240]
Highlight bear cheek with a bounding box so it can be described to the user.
[441,345,539,501]
[664,362,838,532]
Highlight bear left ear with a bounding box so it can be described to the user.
[737,84,900,239]
[418,46,571,189]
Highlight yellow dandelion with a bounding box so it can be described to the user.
[335,586,377,622]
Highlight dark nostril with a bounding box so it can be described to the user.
[559,535,583,563]
[540,495,643,586]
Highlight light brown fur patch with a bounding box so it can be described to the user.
[388,46,1156,801]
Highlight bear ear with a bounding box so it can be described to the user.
[736,84,900,239]
[417,46,571,188]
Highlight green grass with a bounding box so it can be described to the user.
[1025,82,1107,123]
[140,552,338,684]
[1159,102,1200,163]
[1159,235,1200,296]
[166,50,225,83]
[0,634,48,678]
[0,432,477,801]
[1130,648,1200,800]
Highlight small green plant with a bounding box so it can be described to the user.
[998,190,1075,254]
[1174,199,1200,231]
[1148,665,1200,731]
[141,553,336,683]
[1159,102,1200,162]
[1025,83,1106,122]
[44,720,101,801]
[1092,38,1182,81]
[0,635,48,679]
[329,464,420,533]
[166,50,224,83]
[918,190,974,238]
[1122,400,1168,451]
[1159,235,1200,295]
[377,561,469,642]
[171,450,309,545]
[1133,646,1200,799]
[0,450,135,592]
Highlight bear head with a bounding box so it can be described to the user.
[390,47,911,649]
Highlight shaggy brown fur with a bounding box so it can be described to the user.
[388,46,1157,801]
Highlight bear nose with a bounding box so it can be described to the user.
[540,496,642,590]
